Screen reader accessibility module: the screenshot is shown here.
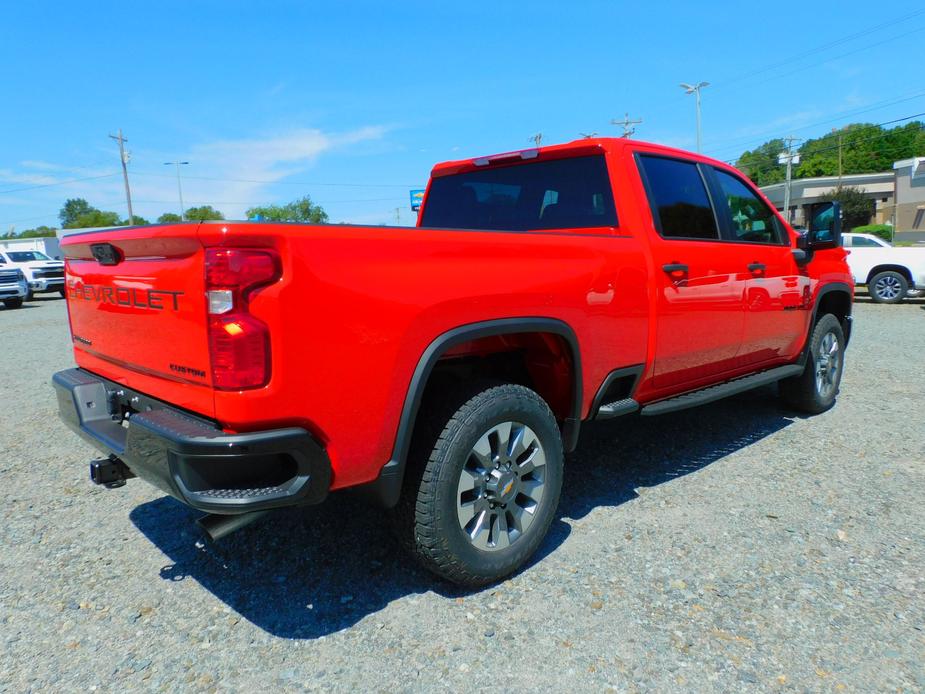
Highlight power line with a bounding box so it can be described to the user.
[129,171,424,188]
[611,113,642,138]
[714,9,925,89]
[642,13,925,129]
[731,113,925,169]
[705,88,925,156]
[721,24,925,95]
[0,172,119,196]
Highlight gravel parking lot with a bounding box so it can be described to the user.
[2,295,923,692]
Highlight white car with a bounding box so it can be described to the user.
[0,249,65,299]
[842,233,925,304]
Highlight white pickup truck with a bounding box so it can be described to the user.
[842,233,925,304]
[0,249,65,299]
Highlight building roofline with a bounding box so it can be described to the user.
[760,170,894,192]
[893,156,924,169]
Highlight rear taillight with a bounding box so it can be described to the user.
[205,248,280,390]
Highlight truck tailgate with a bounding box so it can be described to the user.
[62,225,215,417]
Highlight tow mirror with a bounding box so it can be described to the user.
[800,200,842,251]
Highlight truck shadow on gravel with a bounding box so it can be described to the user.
[130,386,796,639]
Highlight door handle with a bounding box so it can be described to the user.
[662,263,688,274]
[747,262,766,274]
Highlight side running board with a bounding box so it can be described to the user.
[596,398,639,419]
[640,364,804,417]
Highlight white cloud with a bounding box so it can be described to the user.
[0,169,61,186]
[0,125,389,226]
[133,126,389,219]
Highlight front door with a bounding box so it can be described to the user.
[706,167,811,365]
[636,154,747,389]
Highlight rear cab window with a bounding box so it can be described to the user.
[420,155,618,231]
[847,235,883,248]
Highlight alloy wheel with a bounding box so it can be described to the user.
[456,421,547,551]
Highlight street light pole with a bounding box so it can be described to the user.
[680,82,710,152]
[164,161,189,220]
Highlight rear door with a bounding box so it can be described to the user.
[706,167,810,365]
[62,224,214,413]
[636,153,748,389]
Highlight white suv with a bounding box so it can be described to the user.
[0,249,65,299]
[842,233,925,304]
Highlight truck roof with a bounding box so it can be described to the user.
[430,137,734,178]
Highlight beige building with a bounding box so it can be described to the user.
[760,157,925,230]
[890,157,925,230]
[761,171,894,228]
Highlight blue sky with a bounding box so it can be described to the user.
[2,1,924,229]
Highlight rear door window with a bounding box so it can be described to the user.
[712,168,786,244]
[420,155,618,231]
[637,155,719,240]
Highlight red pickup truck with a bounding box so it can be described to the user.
[54,137,852,586]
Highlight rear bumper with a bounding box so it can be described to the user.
[52,368,331,514]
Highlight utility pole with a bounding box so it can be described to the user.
[394,207,401,225]
[611,113,642,138]
[832,127,844,184]
[579,132,598,139]
[779,136,801,224]
[529,133,543,146]
[109,129,134,223]
[680,82,709,152]
[164,161,189,220]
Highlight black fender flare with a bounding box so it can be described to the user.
[364,317,582,508]
[800,281,853,365]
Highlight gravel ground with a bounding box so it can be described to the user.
[1,294,923,692]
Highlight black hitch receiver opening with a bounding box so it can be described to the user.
[90,456,135,489]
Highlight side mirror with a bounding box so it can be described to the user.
[800,200,842,251]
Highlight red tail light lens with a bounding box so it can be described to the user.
[205,248,280,390]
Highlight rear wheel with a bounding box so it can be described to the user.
[3,298,23,309]
[780,313,845,414]
[868,271,908,304]
[395,382,563,587]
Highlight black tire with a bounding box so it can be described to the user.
[25,290,34,301]
[394,382,564,587]
[58,288,66,298]
[868,270,908,304]
[3,298,23,309]
[780,313,845,414]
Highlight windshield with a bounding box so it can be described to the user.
[7,251,51,262]
[421,155,618,231]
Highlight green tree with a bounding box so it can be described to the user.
[245,195,328,223]
[184,205,224,221]
[820,186,875,231]
[736,121,925,184]
[17,225,58,237]
[735,138,787,186]
[122,215,149,226]
[157,212,183,223]
[59,198,93,227]
[70,209,122,228]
